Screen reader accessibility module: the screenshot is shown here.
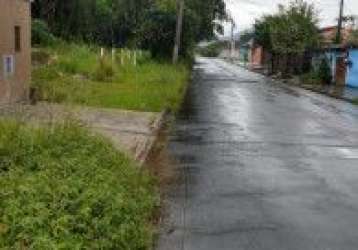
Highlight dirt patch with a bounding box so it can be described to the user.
[145,113,181,235]
[146,113,178,187]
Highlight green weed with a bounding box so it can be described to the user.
[0,119,157,249]
[31,43,189,112]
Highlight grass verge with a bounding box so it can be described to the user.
[32,43,190,112]
[0,119,157,249]
[352,98,358,105]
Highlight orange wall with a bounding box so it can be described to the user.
[251,46,263,66]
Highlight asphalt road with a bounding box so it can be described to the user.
[157,58,358,250]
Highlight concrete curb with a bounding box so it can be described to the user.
[136,109,170,165]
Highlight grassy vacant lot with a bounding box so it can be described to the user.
[0,120,157,249]
[353,98,358,105]
[32,43,190,112]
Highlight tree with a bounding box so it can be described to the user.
[31,0,227,59]
[255,0,319,75]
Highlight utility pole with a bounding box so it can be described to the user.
[336,0,344,43]
[230,18,236,59]
[173,0,184,64]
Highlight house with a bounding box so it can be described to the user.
[319,26,352,46]
[239,38,265,70]
[311,26,358,87]
[0,0,31,104]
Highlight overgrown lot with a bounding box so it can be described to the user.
[0,120,157,249]
[32,43,189,112]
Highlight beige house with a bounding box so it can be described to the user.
[0,0,31,104]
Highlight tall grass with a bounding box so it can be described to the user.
[32,43,190,112]
[0,119,157,249]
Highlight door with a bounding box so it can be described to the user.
[347,49,358,88]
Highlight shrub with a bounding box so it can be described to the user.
[0,120,157,249]
[93,58,115,82]
[32,19,56,46]
[55,44,98,77]
[300,70,321,85]
[301,59,332,85]
[318,59,332,84]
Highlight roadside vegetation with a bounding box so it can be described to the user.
[32,42,190,112]
[300,58,332,86]
[0,120,157,249]
[0,1,229,248]
[31,1,227,60]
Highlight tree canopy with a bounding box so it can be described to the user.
[255,0,319,54]
[31,0,227,58]
[254,0,319,74]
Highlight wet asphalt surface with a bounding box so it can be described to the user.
[157,58,358,250]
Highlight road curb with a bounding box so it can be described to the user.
[136,109,170,165]
[232,62,357,105]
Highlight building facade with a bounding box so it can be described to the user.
[0,0,31,104]
[311,26,358,87]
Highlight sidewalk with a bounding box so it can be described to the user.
[0,103,165,164]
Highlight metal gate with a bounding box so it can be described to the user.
[347,49,358,88]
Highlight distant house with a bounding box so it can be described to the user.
[239,37,265,70]
[0,0,31,104]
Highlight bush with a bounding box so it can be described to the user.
[93,58,115,82]
[0,120,157,249]
[318,59,332,84]
[55,43,98,77]
[301,59,332,85]
[32,19,56,46]
[300,71,321,85]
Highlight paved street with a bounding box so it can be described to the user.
[157,58,358,250]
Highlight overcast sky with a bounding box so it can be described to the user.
[224,0,358,35]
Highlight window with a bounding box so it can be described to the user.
[15,26,21,52]
[3,55,15,78]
